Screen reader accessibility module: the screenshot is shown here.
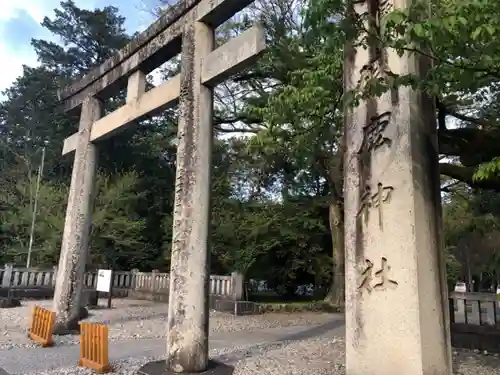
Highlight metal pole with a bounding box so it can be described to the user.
[27,147,45,268]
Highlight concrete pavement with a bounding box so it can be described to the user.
[0,316,345,374]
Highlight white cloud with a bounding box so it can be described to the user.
[0,0,58,95]
[1,0,57,23]
[1,0,100,22]
[0,0,154,97]
[0,43,37,95]
[0,0,115,97]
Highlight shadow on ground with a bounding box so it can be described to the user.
[214,317,345,364]
[106,312,169,323]
[453,349,500,374]
[278,318,344,342]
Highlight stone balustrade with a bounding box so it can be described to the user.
[0,264,243,300]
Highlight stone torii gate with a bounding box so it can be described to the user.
[52,0,265,373]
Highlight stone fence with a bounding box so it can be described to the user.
[449,291,500,353]
[0,264,244,303]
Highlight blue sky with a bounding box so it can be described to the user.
[0,0,158,94]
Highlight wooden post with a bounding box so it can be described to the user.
[107,271,113,309]
[28,306,56,347]
[52,96,102,335]
[166,17,214,373]
[78,322,111,373]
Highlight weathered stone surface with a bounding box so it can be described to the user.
[137,360,234,375]
[0,297,21,308]
[126,70,147,103]
[201,25,266,87]
[62,75,181,155]
[55,0,266,370]
[52,97,102,336]
[343,1,452,374]
[230,272,244,301]
[57,0,200,101]
[53,306,89,335]
[61,25,266,155]
[60,0,255,113]
[166,18,214,373]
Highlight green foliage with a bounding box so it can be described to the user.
[0,179,67,265]
[4,0,500,299]
[0,0,336,295]
[474,158,500,182]
[443,185,500,286]
[90,172,149,269]
[257,301,341,313]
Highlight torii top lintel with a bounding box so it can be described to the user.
[57,0,255,114]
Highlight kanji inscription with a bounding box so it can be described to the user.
[356,0,393,90]
[359,111,392,154]
[357,257,398,293]
[357,182,394,226]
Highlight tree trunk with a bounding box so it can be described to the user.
[324,200,345,308]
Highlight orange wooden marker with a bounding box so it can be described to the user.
[28,306,55,347]
[78,322,112,373]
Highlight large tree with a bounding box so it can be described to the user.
[192,0,500,304]
[0,1,168,268]
[5,0,500,301]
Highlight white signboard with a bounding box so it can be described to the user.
[96,269,112,292]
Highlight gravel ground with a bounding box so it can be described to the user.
[4,299,500,374]
[22,338,500,375]
[0,298,334,350]
[23,338,345,375]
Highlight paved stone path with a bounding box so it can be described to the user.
[0,316,345,374]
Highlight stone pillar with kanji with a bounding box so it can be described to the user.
[343,0,453,374]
